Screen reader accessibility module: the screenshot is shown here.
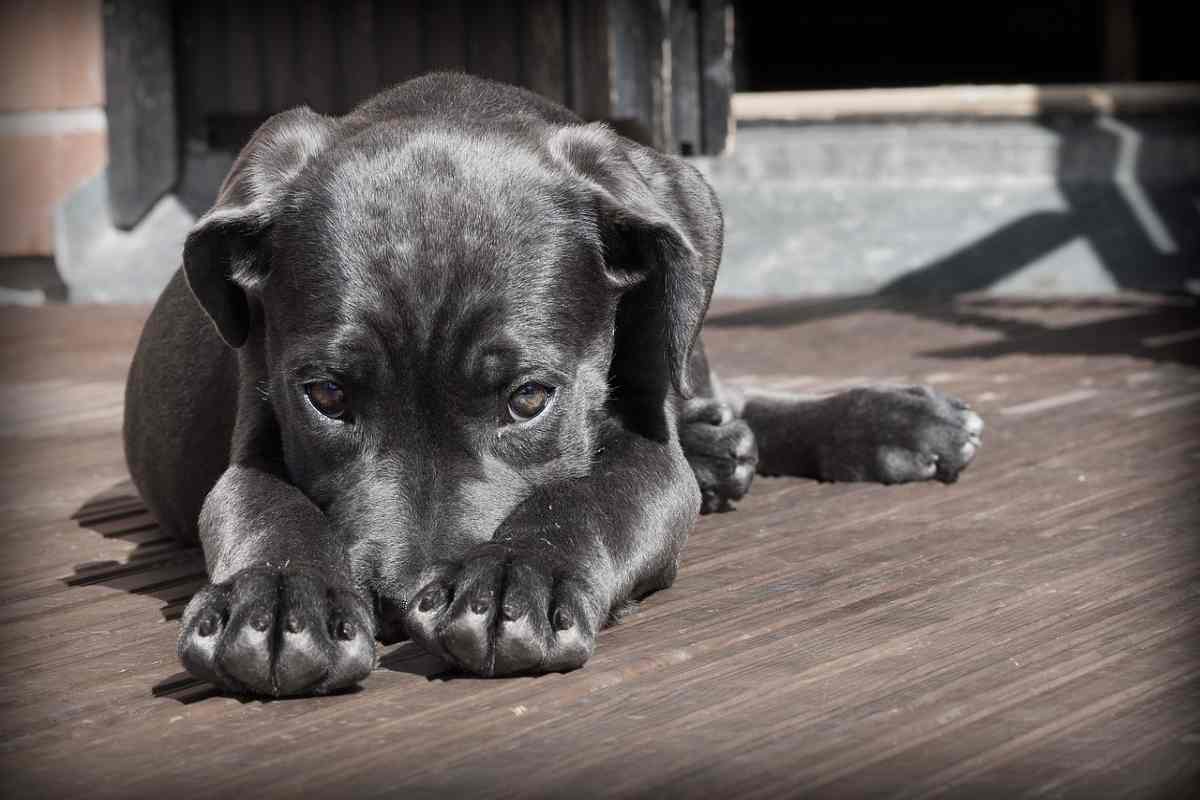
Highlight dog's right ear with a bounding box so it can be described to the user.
[183,107,337,348]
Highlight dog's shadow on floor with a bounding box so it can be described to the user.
[148,645,454,705]
[67,479,205,623]
[68,479,217,702]
[69,480,451,704]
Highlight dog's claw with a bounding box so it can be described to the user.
[551,605,574,632]
[416,584,447,612]
[334,619,356,641]
[196,613,219,637]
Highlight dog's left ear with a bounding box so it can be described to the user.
[549,124,722,401]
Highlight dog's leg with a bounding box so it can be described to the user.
[176,458,376,697]
[404,429,697,677]
[727,381,984,485]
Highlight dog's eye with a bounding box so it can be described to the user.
[508,382,554,421]
[305,381,348,420]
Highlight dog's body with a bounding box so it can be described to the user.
[125,73,982,696]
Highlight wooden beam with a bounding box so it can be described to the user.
[103,0,178,230]
[1102,0,1138,83]
[732,82,1200,122]
[698,0,733,155]
[520,0,567,106]
[670,0,702,156]
[606,0,669,151]
[565,0,611,122]
[337,0,380,112]
[424,0,467,73]
[467,1,521,86]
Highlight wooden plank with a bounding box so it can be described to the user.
[374,0,423,91]
[260,2,300,111]
[225,0,264,115]
[519,0,567,105]
[1102,0,1139,82]
[336,0,380,112]
[606,0,669,150]
[565,0,611,121]
[1,295,1198,796]
[732,82,1200,122]
[698,0,733,154]
[423,0,467,73]
[102,0,178,228]
[296,0,338,112]
[670,0,702,156]
[174,1,228,147]
[466,1,521,86]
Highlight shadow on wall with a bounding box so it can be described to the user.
[64,481,217,702]
[879,112,1199,296]
[706,294,1200,370]
[709,103,1200,364]
[65,480,204,624]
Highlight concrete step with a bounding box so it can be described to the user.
[696,115,1200,296]
[43,111,1200,304]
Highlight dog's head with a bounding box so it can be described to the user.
[182,102,719,615]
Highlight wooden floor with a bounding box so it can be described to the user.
[1,295,1198,798]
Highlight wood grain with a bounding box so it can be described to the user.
[0,295,1196,798]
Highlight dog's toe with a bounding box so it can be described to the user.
[681,399,758,513]
[822,386,985,484]
[876,447,939,484]
[222,620,275,693]
[442,595,496,675]
[492,614,545,675]
[273,628,327,695]
[963,409,984,438]
[939,403,985,481]
[178,584,228,687]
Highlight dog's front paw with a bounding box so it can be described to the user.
[822,386,984,484]
[680,398,758,513]
[405,544,600,677]
[178,566,375,696]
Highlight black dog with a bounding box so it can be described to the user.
[124,73,982,696]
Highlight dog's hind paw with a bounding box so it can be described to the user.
[818,385,984,485]
[680,398,758,513]
[178,566,375,697]
[405,543,599,677]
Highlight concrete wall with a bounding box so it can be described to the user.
[3,4,1195,304]
[0,0,107,257]
[695,115,1200,297]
